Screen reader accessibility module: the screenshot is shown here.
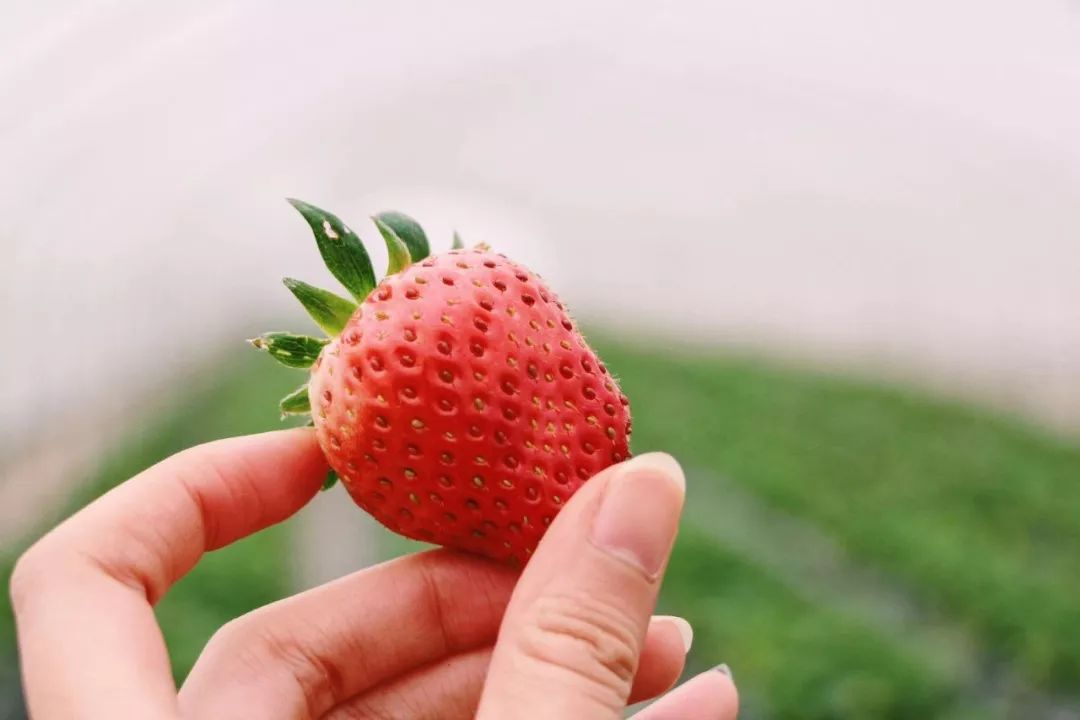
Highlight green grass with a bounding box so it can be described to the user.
[3,336,1080,718]
[663,532,960,720]
[595,336,1080,697]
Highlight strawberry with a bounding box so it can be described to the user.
[251,200,631,565]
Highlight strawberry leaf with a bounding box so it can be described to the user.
[372,216,412,275]
[451,230,464,250]
[283,278,357,336]
[373,211,429,262]
[322,469,339,491]
[279,383,311,418]
[248,332,327,369]
[286,198,376,302]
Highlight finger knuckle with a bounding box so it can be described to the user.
[200,612,275,679]
[8,539,69,617]
[203,613,276,671]
[516,591,641,703]
[265,633,345,716]
[8,545,46,615]
[206,613,345,715]
[203,612,257,656]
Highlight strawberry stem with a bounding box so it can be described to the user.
[373,211,429,261]
[247,332,328,369]
[282,278,357,336]
[286,198,376,302]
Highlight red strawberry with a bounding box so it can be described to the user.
[251,200,631,565]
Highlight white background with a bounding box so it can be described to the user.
[3,0,1080,456]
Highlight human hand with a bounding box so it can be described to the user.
[11,429,737,718]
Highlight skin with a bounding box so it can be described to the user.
[10,429,738,719]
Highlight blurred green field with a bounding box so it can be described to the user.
[3,336,1079,719]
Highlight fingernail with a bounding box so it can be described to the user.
[655,615,694,653]
[715,663,734,681]
[589,453,685,577]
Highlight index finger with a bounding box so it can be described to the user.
[10,429,327,719]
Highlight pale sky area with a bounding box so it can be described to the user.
[3,0,1080,461]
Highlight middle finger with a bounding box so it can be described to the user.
[325,616,692,720]
[179,549,517,719]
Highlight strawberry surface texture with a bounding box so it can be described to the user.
[251,201,631,565]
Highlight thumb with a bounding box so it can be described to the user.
[477,453,685,720]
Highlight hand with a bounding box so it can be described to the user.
[11,429,738,719]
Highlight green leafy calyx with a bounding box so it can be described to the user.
[247,332,327,369]
[285,198,376,303]
[373,216,412,275]
[279,383,312,418]
[374,211,430,262]
[251,201,462,421]
[283,278,357,336]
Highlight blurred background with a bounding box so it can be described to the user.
[3,1,1080,718]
